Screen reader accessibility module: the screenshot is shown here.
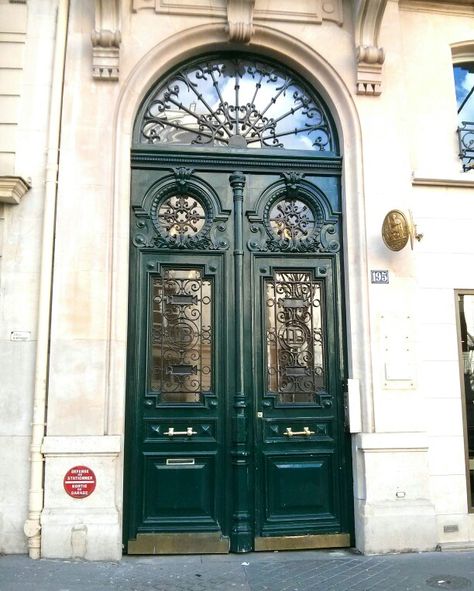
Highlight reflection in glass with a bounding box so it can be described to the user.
[453,63,474,170]
[139,56,335,151]
[150,268,212,403]
[266,272,325,403]
[459,294,474,506]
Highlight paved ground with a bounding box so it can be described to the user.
[2,550,474,591]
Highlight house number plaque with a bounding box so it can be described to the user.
[371,270,389,284]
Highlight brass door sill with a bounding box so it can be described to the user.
[128,533,230,554]
[254,533,350,551]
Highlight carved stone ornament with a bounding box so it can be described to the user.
[91,0,121,80]
[226,0,255,43]
[0,176,30,205]
[353,0,388,95]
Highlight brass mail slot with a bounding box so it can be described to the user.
[166,458,195,465]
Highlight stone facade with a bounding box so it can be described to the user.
[0,0,474,560]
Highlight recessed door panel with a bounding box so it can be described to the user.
[263,453,336,521]
[143,454,218,526]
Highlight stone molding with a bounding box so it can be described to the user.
[42,436,121,456]
[91,0,121,80]
[412,175,474,188]
[112,22,372,437]
[132,0,343,26]
[399,0,474,17]
[353,0,388,96]
[0,175,30,205]
[355,432,430,453]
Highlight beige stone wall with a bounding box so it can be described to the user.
[399,2,474,549]
[0,0,27,176]
[0,0,57,553]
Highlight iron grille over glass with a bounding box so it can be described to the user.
[136,55,336,151]
[266,271,325,404]
[150,268,212,404]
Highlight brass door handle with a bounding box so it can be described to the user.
[283,427,315,437]
[164,427,197,437]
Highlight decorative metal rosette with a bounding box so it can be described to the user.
[150,186,213,248]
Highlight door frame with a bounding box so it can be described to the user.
[123,145,354,552]
[110,27,371,556]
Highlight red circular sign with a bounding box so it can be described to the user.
[63,465,96,498]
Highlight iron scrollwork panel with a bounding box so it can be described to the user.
[132,168,230,252]
[148,267,212,405]
[265,271,330,406]
[248,172,340,254]
[136,55,336,152]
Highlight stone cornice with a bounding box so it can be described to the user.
[412,175,474,188]
[353,0,388,96]
[399,0,474,17]
[0,176,31,205]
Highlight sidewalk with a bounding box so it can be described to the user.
[1,549,474,591]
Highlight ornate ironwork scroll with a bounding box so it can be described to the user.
[268,197,318,248]
[132,169,230,251]
[265,271,327,405]
[150,268,212,403]
[137,55,336,151]
[457,122,474,171]
[247,174,340,254]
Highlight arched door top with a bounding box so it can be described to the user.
[133,53,339,154]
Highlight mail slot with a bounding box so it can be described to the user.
[166,458,195,465]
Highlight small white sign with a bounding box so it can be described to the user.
[10,331,31,342]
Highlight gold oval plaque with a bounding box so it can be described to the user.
[382,209,410,251]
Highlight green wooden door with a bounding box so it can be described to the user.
[124,149,352,554]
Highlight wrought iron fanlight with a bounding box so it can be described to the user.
[137,55,337,152]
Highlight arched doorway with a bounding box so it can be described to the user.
[124,53,353,554]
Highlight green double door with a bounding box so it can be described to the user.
[125,149,352,554]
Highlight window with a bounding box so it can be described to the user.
[456,291,474,509]
[453,62,474,171]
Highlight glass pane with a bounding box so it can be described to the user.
[150,268,212,403]
[139,56,336,152]
[265,271,325,404]
[459,294,474,507]
[453,63,474,170]
[454,63,474,119]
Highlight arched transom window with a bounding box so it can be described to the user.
[135,54,337,152]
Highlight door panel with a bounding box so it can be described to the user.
[143,454,218,523]
[126,251,228,551]
[253,257,346,542]
[125,156,352,553]
[264,453,335,518]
